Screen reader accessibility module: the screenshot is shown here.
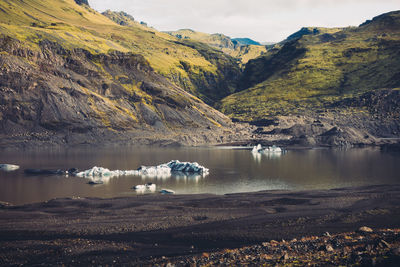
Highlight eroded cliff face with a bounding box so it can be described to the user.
[0,36,246,147]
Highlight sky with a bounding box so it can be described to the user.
[90,0,400,42]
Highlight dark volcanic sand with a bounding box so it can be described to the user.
[0,185,400,265]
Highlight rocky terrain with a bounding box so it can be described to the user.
[0,185,399,265]
[151,228,400,266]
[220,11,400,147]
[0,0,249,148]
[0,0,399,148]
[0,34,253,148]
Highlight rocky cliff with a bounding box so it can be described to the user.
[0,0,252,147]
[0,35,248,147]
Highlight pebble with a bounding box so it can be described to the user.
[146,229,400,266]
[358,226,373,233]
[380,240,391,248]
[325,244,334,252]
[324,232,331,237]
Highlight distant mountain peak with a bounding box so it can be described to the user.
[232,38,261,46]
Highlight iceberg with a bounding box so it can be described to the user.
[133,183,156,192]
[160,188,175,194]
[76,160,209,183]
[133,184,146,190]
[0,164,20,172]
[252,144,283,154]
[251,144,263,153]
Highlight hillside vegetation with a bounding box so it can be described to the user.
[220,11,400,121]
[0,0,241,103]
[166,29,267,64]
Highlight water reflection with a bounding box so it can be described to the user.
[252,150,284,162]
[0,146,399,205]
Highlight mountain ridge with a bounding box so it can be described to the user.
[219,10,400,146]
[165,28,267,64]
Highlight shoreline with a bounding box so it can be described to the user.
[1,184,399,265]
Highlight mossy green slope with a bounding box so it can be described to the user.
[220,11,400,121]
[166,29,267,64]
[0,0,240,103]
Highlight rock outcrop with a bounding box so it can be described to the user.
[74,0,89,6]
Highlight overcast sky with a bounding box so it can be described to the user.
[90,0,400,42]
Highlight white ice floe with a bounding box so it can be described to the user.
[145,183,156,191]
[133,184,146,190]
[160,189,175,194]
[133,183,156,192]
[252,144,283,154]
[76,160,209,183]
[0,164,20,172]
[251,144,263,153]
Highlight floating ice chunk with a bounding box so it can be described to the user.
[167,160,209,174]
[137,164,171,177]
[133,183,157,192]
[265,145,282,153]
[145,182,156,191]
[76,161,209,183]
[160,189,175,194]
[133,184,146,190]
[252,144,263,153]
[251,144,283,154]
[0,164,20,172]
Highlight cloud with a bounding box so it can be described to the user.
[89,0,400,42]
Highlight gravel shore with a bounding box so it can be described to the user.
[0,185,399,265]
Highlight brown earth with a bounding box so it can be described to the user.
[0,184,399,265]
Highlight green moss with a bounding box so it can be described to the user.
[221,12,400,121]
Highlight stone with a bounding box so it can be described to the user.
[325,245,334,252]
[281,253,289,260]
[324,232,331,237]
[358,226,373,233]
[380,240,391,248]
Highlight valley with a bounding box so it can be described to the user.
[0,0,399,148]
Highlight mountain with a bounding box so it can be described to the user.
[0,0,249,147]
[232,38,260,46]
[166,29,267,64]
[165,29,236,50]
[220,11,400,146]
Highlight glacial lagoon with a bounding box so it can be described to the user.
[0,146,399,205]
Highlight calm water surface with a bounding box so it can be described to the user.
[0,146,399,205]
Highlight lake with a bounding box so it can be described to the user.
[0,146,399,205]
